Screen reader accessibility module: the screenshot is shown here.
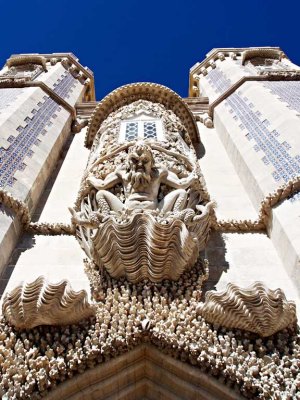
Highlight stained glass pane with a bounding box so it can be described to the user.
[125,122,138,140]
[144,122,157,139]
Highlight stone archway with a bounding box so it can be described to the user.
[45,345,243,400]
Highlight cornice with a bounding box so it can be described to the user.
[6,53,96,101]
[241,48,285,65]
[86,82,200,148]
[189,47,290,98]
[190,47,287,77]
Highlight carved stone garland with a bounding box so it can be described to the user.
[71,100,214,283]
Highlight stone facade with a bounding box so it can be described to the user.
[0,48,299,399]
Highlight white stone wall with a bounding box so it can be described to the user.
[193,51,300,301]
[0,60,86,274]
[0,129,90,303]
[199,58,249,100]
[198,121,300,316]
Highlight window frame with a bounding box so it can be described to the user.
[119,113,164,142]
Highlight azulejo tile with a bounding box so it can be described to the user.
[205,67,300,184]
[0,72,77,189]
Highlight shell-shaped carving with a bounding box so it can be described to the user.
[83,209,211,283]
[2,277,95,329]
[92,212,198,282]
[197,282,297,337]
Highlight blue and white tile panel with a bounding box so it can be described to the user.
[0,72,77,189]
[200,60,251,102]
[38,64,82,107]
[207,68,300,184]
[263,81,300,115]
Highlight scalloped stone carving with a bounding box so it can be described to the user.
[197,282,297,337]
[2,277,95,329]
[87,208,212,283]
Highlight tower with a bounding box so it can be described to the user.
[0,48,299,399]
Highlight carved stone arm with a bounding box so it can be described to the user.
[69,207,101,228]
[163,170,197,190]
[87,171,121,190]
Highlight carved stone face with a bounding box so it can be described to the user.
[128,143,154,175]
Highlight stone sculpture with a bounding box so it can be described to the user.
[2,276,95,329]
[197,282,297,337]
[71,142,199,221]
[1,263,299,400]
[70,99,214,282]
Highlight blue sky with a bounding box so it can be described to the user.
[0,0,299,99]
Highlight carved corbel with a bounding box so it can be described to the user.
[71,117,89,133]
[217,52,225,61]
[200,67,208,76]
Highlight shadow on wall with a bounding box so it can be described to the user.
[31,134,75,222]
[0,135,76,300]
[202,231,229,297]
[0,233,36,300]
[193,141,206,159]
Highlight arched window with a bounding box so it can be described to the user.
[119,113,164,142]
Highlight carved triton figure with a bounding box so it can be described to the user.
[70,142,198,227]
[70,99,214,282]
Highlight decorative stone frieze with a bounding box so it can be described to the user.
[0,190,30,226]
[0,65,44,82]
[241,48,285,65]
[190,47,288,83]
[2,276,95,329]
[0,263,299,399]
[1,53,95,102]
[61,57,90,86]
[27,222,75,235]
[197,282,297,337]
[86,83,200,147]
[6,55,48,71]
[0,55,47,82]
[259,70,300,79]
[213,176,300,232]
